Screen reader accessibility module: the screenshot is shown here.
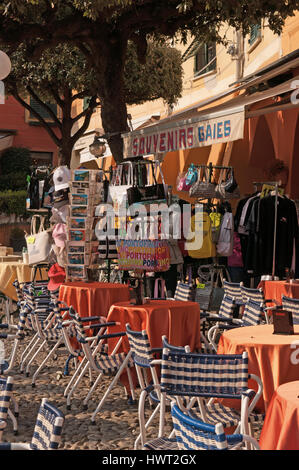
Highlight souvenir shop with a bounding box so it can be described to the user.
[22,139,298,311]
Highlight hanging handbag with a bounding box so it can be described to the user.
[25,215,51,265]
[107,162,134,210]
[174,266,195,302]
[215,168,240,200]
[185,163,198,186]
[176,172,190,192]
[195,265,224,311]
[189,167,217,199]
[127,160,167,204]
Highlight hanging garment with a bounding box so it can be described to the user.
[217,212,234,257]
[187,211,216,259]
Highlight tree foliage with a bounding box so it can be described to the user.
[0,0,298,162]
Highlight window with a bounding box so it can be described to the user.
[249,24,261,47]
[28,97,58,124]
[194,43,216,77]
[30,151,53,166]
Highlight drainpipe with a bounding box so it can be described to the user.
[235,29,245,82]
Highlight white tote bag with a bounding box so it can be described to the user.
[107,162,133,211]
[216,212,234,257]
[26,215,51,265]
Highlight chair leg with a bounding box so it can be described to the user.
[66,359,91,409]
[90,351,133,424]
[25,339,46,377]
[31,337,64,387]
[82,371,104,409]
[8,408,18,435]
[20,335,41,373]
[63,356,87,397]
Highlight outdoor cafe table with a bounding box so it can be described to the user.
[217,324,299,412]
[259,280,299,306]
[0,261,46,302]
[105,299,201,392]
[259,381,299,450]
[59,281,130,318]
[106,299,201,354]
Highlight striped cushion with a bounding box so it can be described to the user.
[223,281,243,305]
[30,399,64,450]
[126,325,153,367]
[94,352,134,373]
[174,282,195,302]
[190,403,264,429]
[282,296,299,325]
[241,286,264,304]
[161,350,249,398]
[241,300,263,326]
[218,295,235,319]
[0,377,13,422]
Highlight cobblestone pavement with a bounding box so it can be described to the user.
[2,335,173,451]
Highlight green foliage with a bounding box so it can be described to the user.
[0,147,31,175]
[0,172,27,191]
[10,226,25,239]
[124,41,183,106]
[0,190,27,217]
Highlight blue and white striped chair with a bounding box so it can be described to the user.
[66,308,135,424]
[223,280,244,308]
[208,299,265,352]
[170,402,260,450]
[282,295,299,324]
[125,323,189,449]
[159,340,264,439]
[0,398,64,450]
[241,284,279,323]
[0,376,14,442]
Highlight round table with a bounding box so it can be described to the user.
[259,280,299,305]
[259,381,299,450]
[59,281,130,318]
[0,261,47,301]
[106,299,201,353]
[217,324,299,412]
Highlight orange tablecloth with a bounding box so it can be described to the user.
[106,299,201,353]
[217,324,299,412]
[59,281,130,318]
[259,280,299,305]
[0,261,47,301]
[259,381,299,450]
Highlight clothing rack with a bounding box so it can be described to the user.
[194,162,233,183]
[252,181,279,280]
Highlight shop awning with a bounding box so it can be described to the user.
[122,73,299,159]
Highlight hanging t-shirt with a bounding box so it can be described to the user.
[217,212,234,257]
[187,212,216,259]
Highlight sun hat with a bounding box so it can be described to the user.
[47,263,66,291]
[53,166,71,191]
[52,223,67,248]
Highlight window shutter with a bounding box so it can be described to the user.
[29,97,57,120]
[249,24,261,45]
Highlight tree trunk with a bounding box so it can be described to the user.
[58,88,75,167]
[96,34,129,164]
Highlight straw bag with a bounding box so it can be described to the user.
[25,215,51,265]
[195,265,224,311]
[174,266,195,302]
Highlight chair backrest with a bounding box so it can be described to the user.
[0,376,13,423]
[241,300,264,326]
[30,398,64,450]
[171,402,229,450]
[161,347,249,399]
[125,324,154,368]
[69,308,88,343]
[223,280,243,306]
[241,285,264,304]
[282,295,299,325]
[218,294,235,319]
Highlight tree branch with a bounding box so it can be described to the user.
[11,86,62,147]
[26,85,61,127]
[70,98,98,146]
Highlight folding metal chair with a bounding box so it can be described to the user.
[282,295,299,324]
[208,299,265,352]
[125,323,189,449]
[170,402,260,450]
[240,284,279,323]
[0,376,14,442]
[0,398,64,450]
[159,340,264,441]
[65,308,136,424]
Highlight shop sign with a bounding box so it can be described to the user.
[122,109,244,158]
